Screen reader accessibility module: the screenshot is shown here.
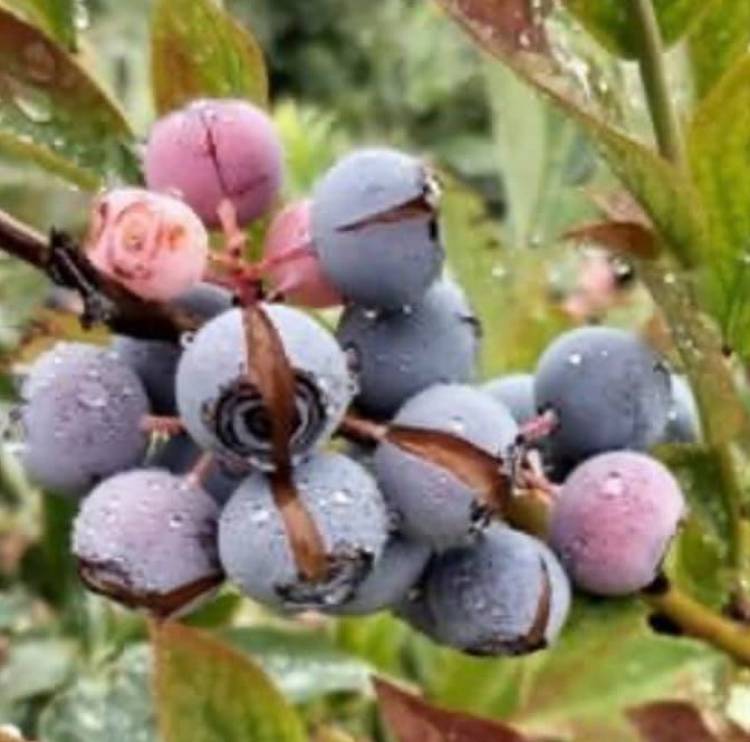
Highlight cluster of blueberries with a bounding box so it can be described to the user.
[11,97,699,657]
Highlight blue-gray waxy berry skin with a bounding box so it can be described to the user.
[324,535,431,615]
[482,373,536,425]
[175,304,354,469]
[20,343,150,497]
[373,384,518,550]
[146,434,251,507]
[72,469,222,610]
[337,280,480,419]
[424,524,571,656]
[312,148,444,310]
[112,283,233,415]
[218,452,389,611]
[663,374,701,444]
[534,327,671,465]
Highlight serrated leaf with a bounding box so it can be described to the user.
[0,7,136,189]
[564,0,712,59]
[688,55,750,354]
[39,644,156,742]
[0,0,77,50]
[688,0,750,100]
[225,626,372,703]
[152,621,306,742]
[435,0,706,267]
[151,0,268,115]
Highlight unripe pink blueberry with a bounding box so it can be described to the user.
[84,188,208,302]
[549,451,686,596]
[262,199,342,308]
[144,98,284,226]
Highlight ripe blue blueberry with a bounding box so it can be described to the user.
[373,384,517,549]
[113,283,233,415]
[549,451,686,596]
[72,468,223,616]
[482,373,536,425]
[325,535,431,615]
[534,327,671,465]
[176,304,354,468]
[337,279,480,419]
[312,148,444,309]
[218,452,389,611]
[663,374,701,444]
[423,524,571,655]
[20,343,150,496]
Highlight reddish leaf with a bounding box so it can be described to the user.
[437,0,549,54]
[565,221,658,259]
[627,701,721,742]
[375,677,529,742]
[242,305,327,581]
[386,426,512,516]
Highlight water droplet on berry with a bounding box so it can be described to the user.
[568,353,583,366]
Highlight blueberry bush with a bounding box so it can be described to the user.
[1,1,750,741]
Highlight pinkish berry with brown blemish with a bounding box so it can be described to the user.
[144,99,283,227]
[549,451,686,596]
[263,199,342,308]
[84,188,208,302]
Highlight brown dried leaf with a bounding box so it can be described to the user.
[242,305,327,581]
[77,562,223,620]
[385,426,511,516]
[242,304,297,463]
[375,677,529,742]
[565,221,659,259]
[626,701,744,742]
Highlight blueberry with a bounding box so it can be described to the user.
[218,452,389,611]
[145,99,284,226]
[325,535,431,615]
[337,279,480,419]
[20,343,150,497]
[147,434,251,507]
[72,468,223,616]
[373,384,517,549]
[663,374,701,444]
[534,327,671,464]
[312,148,444,309]
[176,304,354,468]
[549,451,686,595]
[113,283,233,415]
[482,373,536,425]
[424,524,571,655]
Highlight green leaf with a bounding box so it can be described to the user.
[151,0,268,115]
[565,0,713,58]
[0,7,136,189]
[441,177,575,375]
[0,638,76,705]
[688,0,750,100]
[435,0,706,267]
[656,445,730,609]
[510,598,726,738]
[39,644,156,742]
[152,621,306,742]
[0,0,77,50]
[688,55,750,354]
[225,626,373,704]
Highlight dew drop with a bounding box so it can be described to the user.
[169,512,185,529]
[76,380,109,409]
[11,83,53,124]
[568,353,583,366]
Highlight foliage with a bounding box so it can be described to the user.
[1,1,750,741]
